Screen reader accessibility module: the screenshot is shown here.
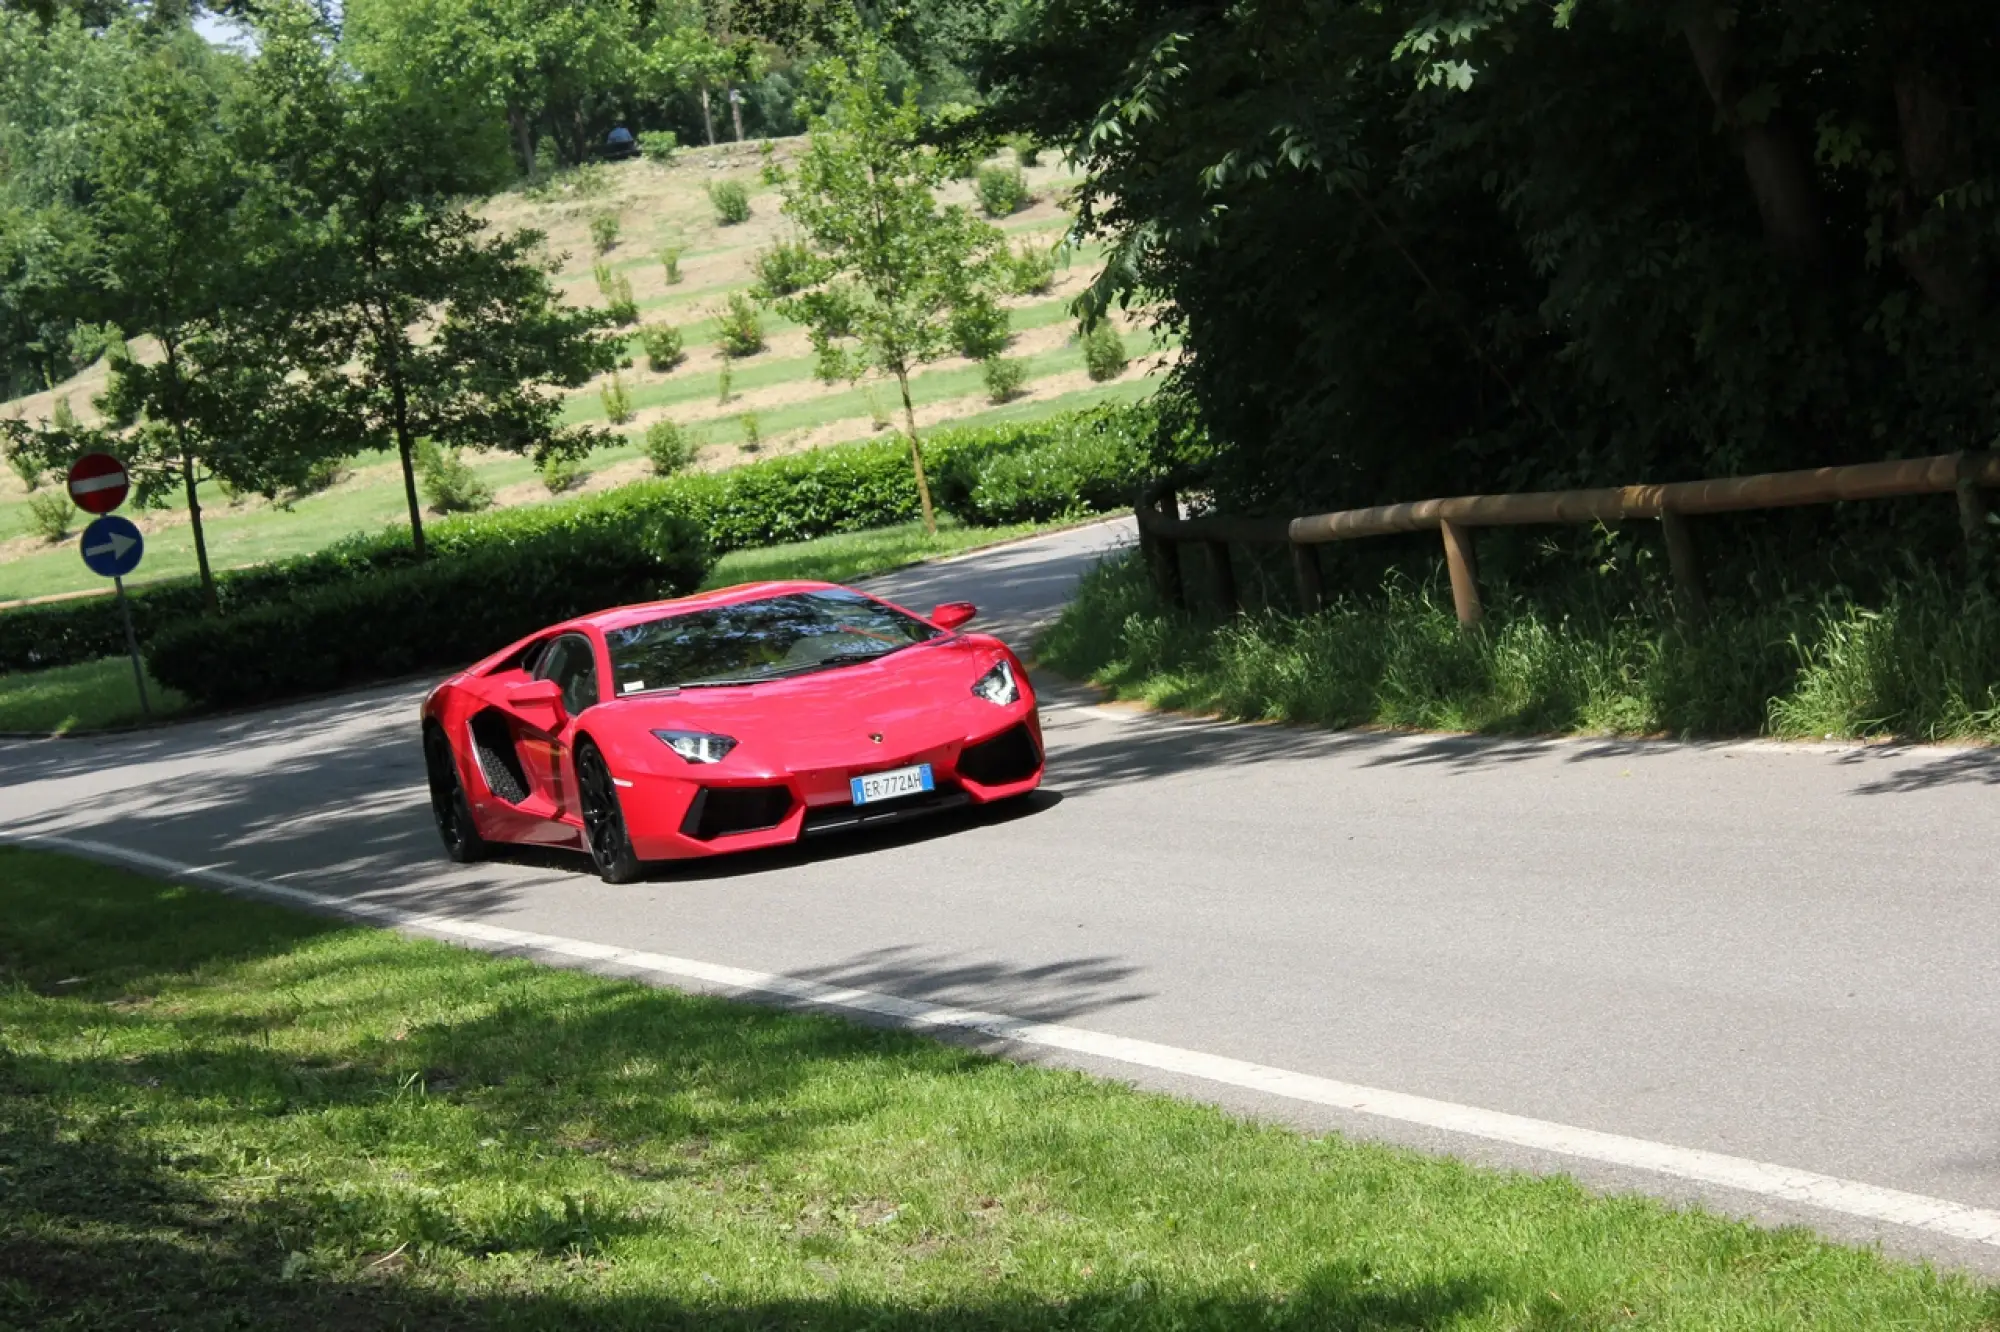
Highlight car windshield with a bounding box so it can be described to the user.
[603,590,941,694]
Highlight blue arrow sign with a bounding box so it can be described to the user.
[79,514,144,578]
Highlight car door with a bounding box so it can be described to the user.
[522,632,602,830]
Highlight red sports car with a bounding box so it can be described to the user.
[419,580,1044,882]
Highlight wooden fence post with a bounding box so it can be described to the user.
[1659,509,1708,625]
[1956,452,1992,580]
[1206,540,1239,616]
[1290,541,1323,614]
[1439,519,1481,628]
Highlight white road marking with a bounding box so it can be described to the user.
[14,830,2000,1250]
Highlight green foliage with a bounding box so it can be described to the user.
[772,35,1009,531]
[600,370,635,424]
[638,322,685,372]
[638,129,678,162]
[1007,133,1041,168]
[714,292,765,357]
[707,179,752,225]
[147,513,712,709]
[739,411,761,452]
[594,262,637,323]
[982,355,1028,404]
[974,163,1029,217]
[540,454,585,494]
[414,440,494,514]
[643,419,698,476]
[658,245,684,284]
[1043,555,2000,744]
[751,239,816,298]
[589,211,621,254]
[951,299,1011,361]
[6,433,42,491]
[27,490,72,543]
[1006,241,1056,296]
[0,411,1138,675]
[930,404,1153,524]
[757,138,785,185]
[716,356,734,404]
[1081,321,1129,381]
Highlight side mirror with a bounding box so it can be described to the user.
[510,677,567,723]
[931,601,977,630]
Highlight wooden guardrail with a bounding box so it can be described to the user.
[1136,451,2000,626]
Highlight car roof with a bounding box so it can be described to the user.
[569,580,856,635]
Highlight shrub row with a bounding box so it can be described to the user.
[2,405,1158,676]
[147,514,709,709]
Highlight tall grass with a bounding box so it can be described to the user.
[1040,554,2000,742]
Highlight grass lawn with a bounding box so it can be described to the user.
[0,517,1067,735]
[4,846,1995,1329]
[0,655,187,735]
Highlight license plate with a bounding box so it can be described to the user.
[850,763,933,805]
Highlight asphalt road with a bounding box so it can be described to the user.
[8,516,2000,1273]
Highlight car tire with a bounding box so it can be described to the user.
[576,741,645,884]
[425,727,488,864]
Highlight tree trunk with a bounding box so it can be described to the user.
[179,438,218,616]
[392,376,426,560]
[1891,60,1985,315]
[509,105,535,176]
[1681,0,1826,272]
[895,367,935,536]
[698,86,716,146]
[727,84,745,142]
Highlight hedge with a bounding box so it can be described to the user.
[147,514,710,709]
[3,406,1157,677]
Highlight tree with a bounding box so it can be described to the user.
[254,1,620,559]
[768,34,1005,534]
[80,30,329,613]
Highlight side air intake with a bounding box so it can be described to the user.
[956,723,1041,786]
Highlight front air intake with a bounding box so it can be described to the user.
[680,785,794,840]
[956,723,1041,786]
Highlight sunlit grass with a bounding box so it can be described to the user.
[4,846,1994,1330]
[0,654,186,734]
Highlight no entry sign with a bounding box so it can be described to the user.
[67,452,130,514]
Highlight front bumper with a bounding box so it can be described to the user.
[614,707,1044,861]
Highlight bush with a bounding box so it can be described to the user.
[929,404,1155,525]
[758,139,785,185]
[644,420,698,476]
[1081,321,1130,381]
[147,513,712,709]
[638,130,677,163]
[638,323,685,373]
[7,438,43,491]
[589,212,621,254]
[0,408,1151,675]
[753,240,815,298]
[982,356,1029,404]
[541,455,586,494]
[600,371,635,424]
[708,179,752,225]
[659,246,684,285]
[1008,242,1057,296]
[951,301,1012,361]
[715,292,765,358]
[739,412,762,452]
[594,262,637,324]
[1008,133,1042,168]
[27,491,72,542]
[415,442,493,514]
[975,164,1029,217]
[717,357,733,404]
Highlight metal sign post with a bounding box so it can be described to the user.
[112,573,150,718]
[75,492,150,721]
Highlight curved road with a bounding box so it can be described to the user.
[7,517,2000,1273]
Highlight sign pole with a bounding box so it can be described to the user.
[113,574,151,719]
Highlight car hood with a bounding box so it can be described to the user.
[594,636,1014,768]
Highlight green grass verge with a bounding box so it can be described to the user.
[6,847,1995,1329]
[1041,553,2000,741]
[0,654,187,734]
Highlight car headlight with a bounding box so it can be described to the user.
[653,730,738,763]
[971,659,1019,706]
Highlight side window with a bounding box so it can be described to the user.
[536,635,599,718]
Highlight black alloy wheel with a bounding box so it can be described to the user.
[425,728,488,863]
[576,742,645,884]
